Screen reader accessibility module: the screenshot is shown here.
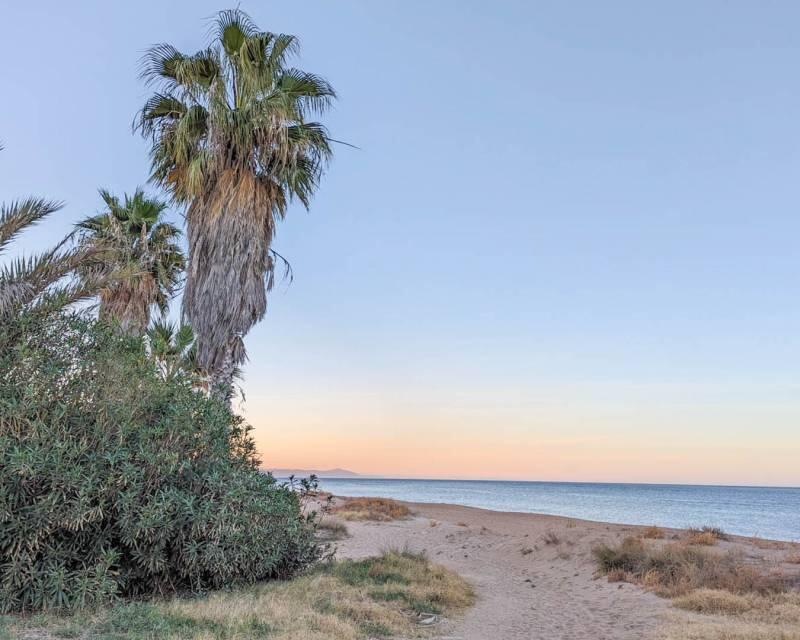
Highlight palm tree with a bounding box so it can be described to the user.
[136,8,335,402]
[146,318,201,383]
[145,318,244,393]
[1,198,100,318]
[76,189,184,336]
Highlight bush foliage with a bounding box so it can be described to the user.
[0,310,319,612]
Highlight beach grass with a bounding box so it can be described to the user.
[663,588,800,640]
[1,550,473,640]
[641,525,666,539]
[317,517,350,540]
[685,526,728,546]
[595,536,788,597]
[595,532,800,640]
[331,497,411,521]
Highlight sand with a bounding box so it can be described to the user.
[332,500,797,640]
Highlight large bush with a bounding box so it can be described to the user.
[0,311,319,612]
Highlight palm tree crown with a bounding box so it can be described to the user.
[146,318,200,383]
[136,8,335,400]
[76,188,184,336]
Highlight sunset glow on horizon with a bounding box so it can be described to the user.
[243,378,800,487]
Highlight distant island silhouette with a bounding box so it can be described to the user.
[267,467,361,478]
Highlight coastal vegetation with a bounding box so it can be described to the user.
[332,497,412,521]
[594,531,800,639]
[0,550,474,640]
[0,310,319,612]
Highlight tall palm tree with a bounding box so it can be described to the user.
[136,8,335,402]
[76,189,184,336]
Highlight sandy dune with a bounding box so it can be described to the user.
[333,501,795,640]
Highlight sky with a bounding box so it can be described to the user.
[2,1,800,486]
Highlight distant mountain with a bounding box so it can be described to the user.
[266,467,360,478]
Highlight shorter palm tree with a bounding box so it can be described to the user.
[146,319,200,383]
[76,189,184,336]
[145,318,244,394]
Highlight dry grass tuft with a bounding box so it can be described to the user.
[750,537,790,551]
[685,527,728,546]
[542,530,561,545]
[784,552,800,565]
[661,619,800,640]
[3,550,474,640]
[598,535,800,640]
[665,590,800,639]
[642,525,666,539]
[594,536,789,598]
[317,518,349,540]
[673,588,758,615]
[331,497,410,522]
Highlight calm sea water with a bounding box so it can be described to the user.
[315,478,800,541]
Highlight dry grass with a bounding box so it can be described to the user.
[673,588,762,616]
[596,535,800,640]
[685,526,728,546]
[317,517,349,540]
[593,536,789,598]
[750,537,791,551]
[665,590,800,639]
[331,497,411,522]
[2,550,474,640]
[785,552,800,565]
[542,530,561,545]
[642,525,666,539]
[661,619,800,640]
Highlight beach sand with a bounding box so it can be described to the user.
[331,499,798,640]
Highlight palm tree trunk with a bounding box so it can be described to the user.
[209,342,236,406]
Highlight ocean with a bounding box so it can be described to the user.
[314,478,800,541]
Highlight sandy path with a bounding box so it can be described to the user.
[335,502,672,640]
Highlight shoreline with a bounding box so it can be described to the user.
[330,497,800,639]
[328,492,799,543]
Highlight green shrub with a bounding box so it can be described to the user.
[0,311,320,613]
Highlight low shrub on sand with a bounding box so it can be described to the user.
[542,530,561,545]
[596,535,800,640]
[642,525,666,539]
[667,589,800,639]
[685,526,728,546]
[332,497,411,521]
[1,550,474,640]
[317,518,350,540]
[593,537,788,597]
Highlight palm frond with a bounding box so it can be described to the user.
[0,245,98,318]
[0,198,63,255]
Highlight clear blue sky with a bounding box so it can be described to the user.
[3,1,800,484]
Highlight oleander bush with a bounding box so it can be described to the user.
[0,310,320,613]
